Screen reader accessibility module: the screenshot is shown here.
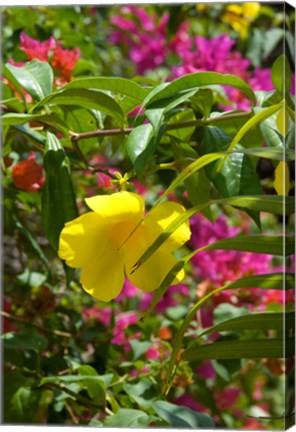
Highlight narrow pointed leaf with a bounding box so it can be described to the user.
[183,338,294,361]
[199,312,294,337]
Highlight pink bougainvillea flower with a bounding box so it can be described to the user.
[12,152,44,192]
[110,6,169,74]
[20,32,56,61]
[83,305,112,327]
[58,191,190,302]
[214,387,241,410]
[111,312,138,345]
[51,44,80,81]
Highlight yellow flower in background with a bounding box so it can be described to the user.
[58,191,191,302]
[223,2,261,39]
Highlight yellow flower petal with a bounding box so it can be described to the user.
[85,191,145,223]
[125,245,184,292]
[274,161,291,196]
[81,241,125,302]
[144,202,191,252]
[58,213,109,267]
[243,2,260,20]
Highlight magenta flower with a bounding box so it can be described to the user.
[20,32,56,61]
[111,312,138,345]
[83,305,112,326]
[214,387,241,410]
[110,6,169,74]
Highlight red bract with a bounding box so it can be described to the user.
[20,32,56,61]
[12,152,44,193]
[51,44,80,81]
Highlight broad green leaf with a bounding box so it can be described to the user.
[2,112,69,136]
[135,196,293,271]
[2,327,48,352]
[12,124,47,146]
[183,338,294,361]
[152,401,215,428]
[5,60,53,101]
[142,72,256,107]
[123,380,158,408]
[225,102,283,154]
[3,372,41,423]
[65,76,149,102]
[42,132,79,252]
[199,312,294,337]
[125,123,154,172]
[272,55,291,96]
[3,65,27,107]
[32,88,124,125]
[130,340,153,360]
[263,28,284,59]
[201,126,262,226]
[166,109,196,143]
[62,107,101,154]
[184,170,212,221]
[217,272,294,291]
[104,409,151,427]
[78,365,106,403]
[190,88,214,118]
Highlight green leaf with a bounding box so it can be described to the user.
[126,123,154,172]
[4,60,53,101]
[123,380,158,408]
[32,88,124,125]
[199,311,294,337]
[130,340,153,360]
[271,55,291,96]
[104,409,151,427]
[78,365,106,403]
[2,327,48,352]
[225,102,283,154]
[201,126,262,226]
[152,401,215,428]
[263,28,284,59]
[135,196,293,271]
[189,235,293,258]
[166,109,196,143]
[65,76,149,102]
[42,132,79,252]
[183,338,294,361]
[190,88,214,118]
[39,374,113,387]
[2,112,69,136]
[217,272,294,291]
[1,97,24,113]
[4,372,41,423]
[142,72,256,108]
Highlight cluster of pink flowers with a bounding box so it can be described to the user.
[19,32,80,83]
[110,7,276,110]
[110,6,170,75]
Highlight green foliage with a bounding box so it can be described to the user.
[2,3,294,428]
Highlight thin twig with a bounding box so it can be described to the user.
[1,310,73,338]
[69,111,251,143]
[65,400,80,425]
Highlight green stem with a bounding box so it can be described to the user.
[162,284,227,397]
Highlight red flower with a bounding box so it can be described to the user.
[12,152,44,192]
[51,44,80,82]
[20,32,56,61]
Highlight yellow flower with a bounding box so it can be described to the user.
[58,191,191,302]
[223,2,260,39]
